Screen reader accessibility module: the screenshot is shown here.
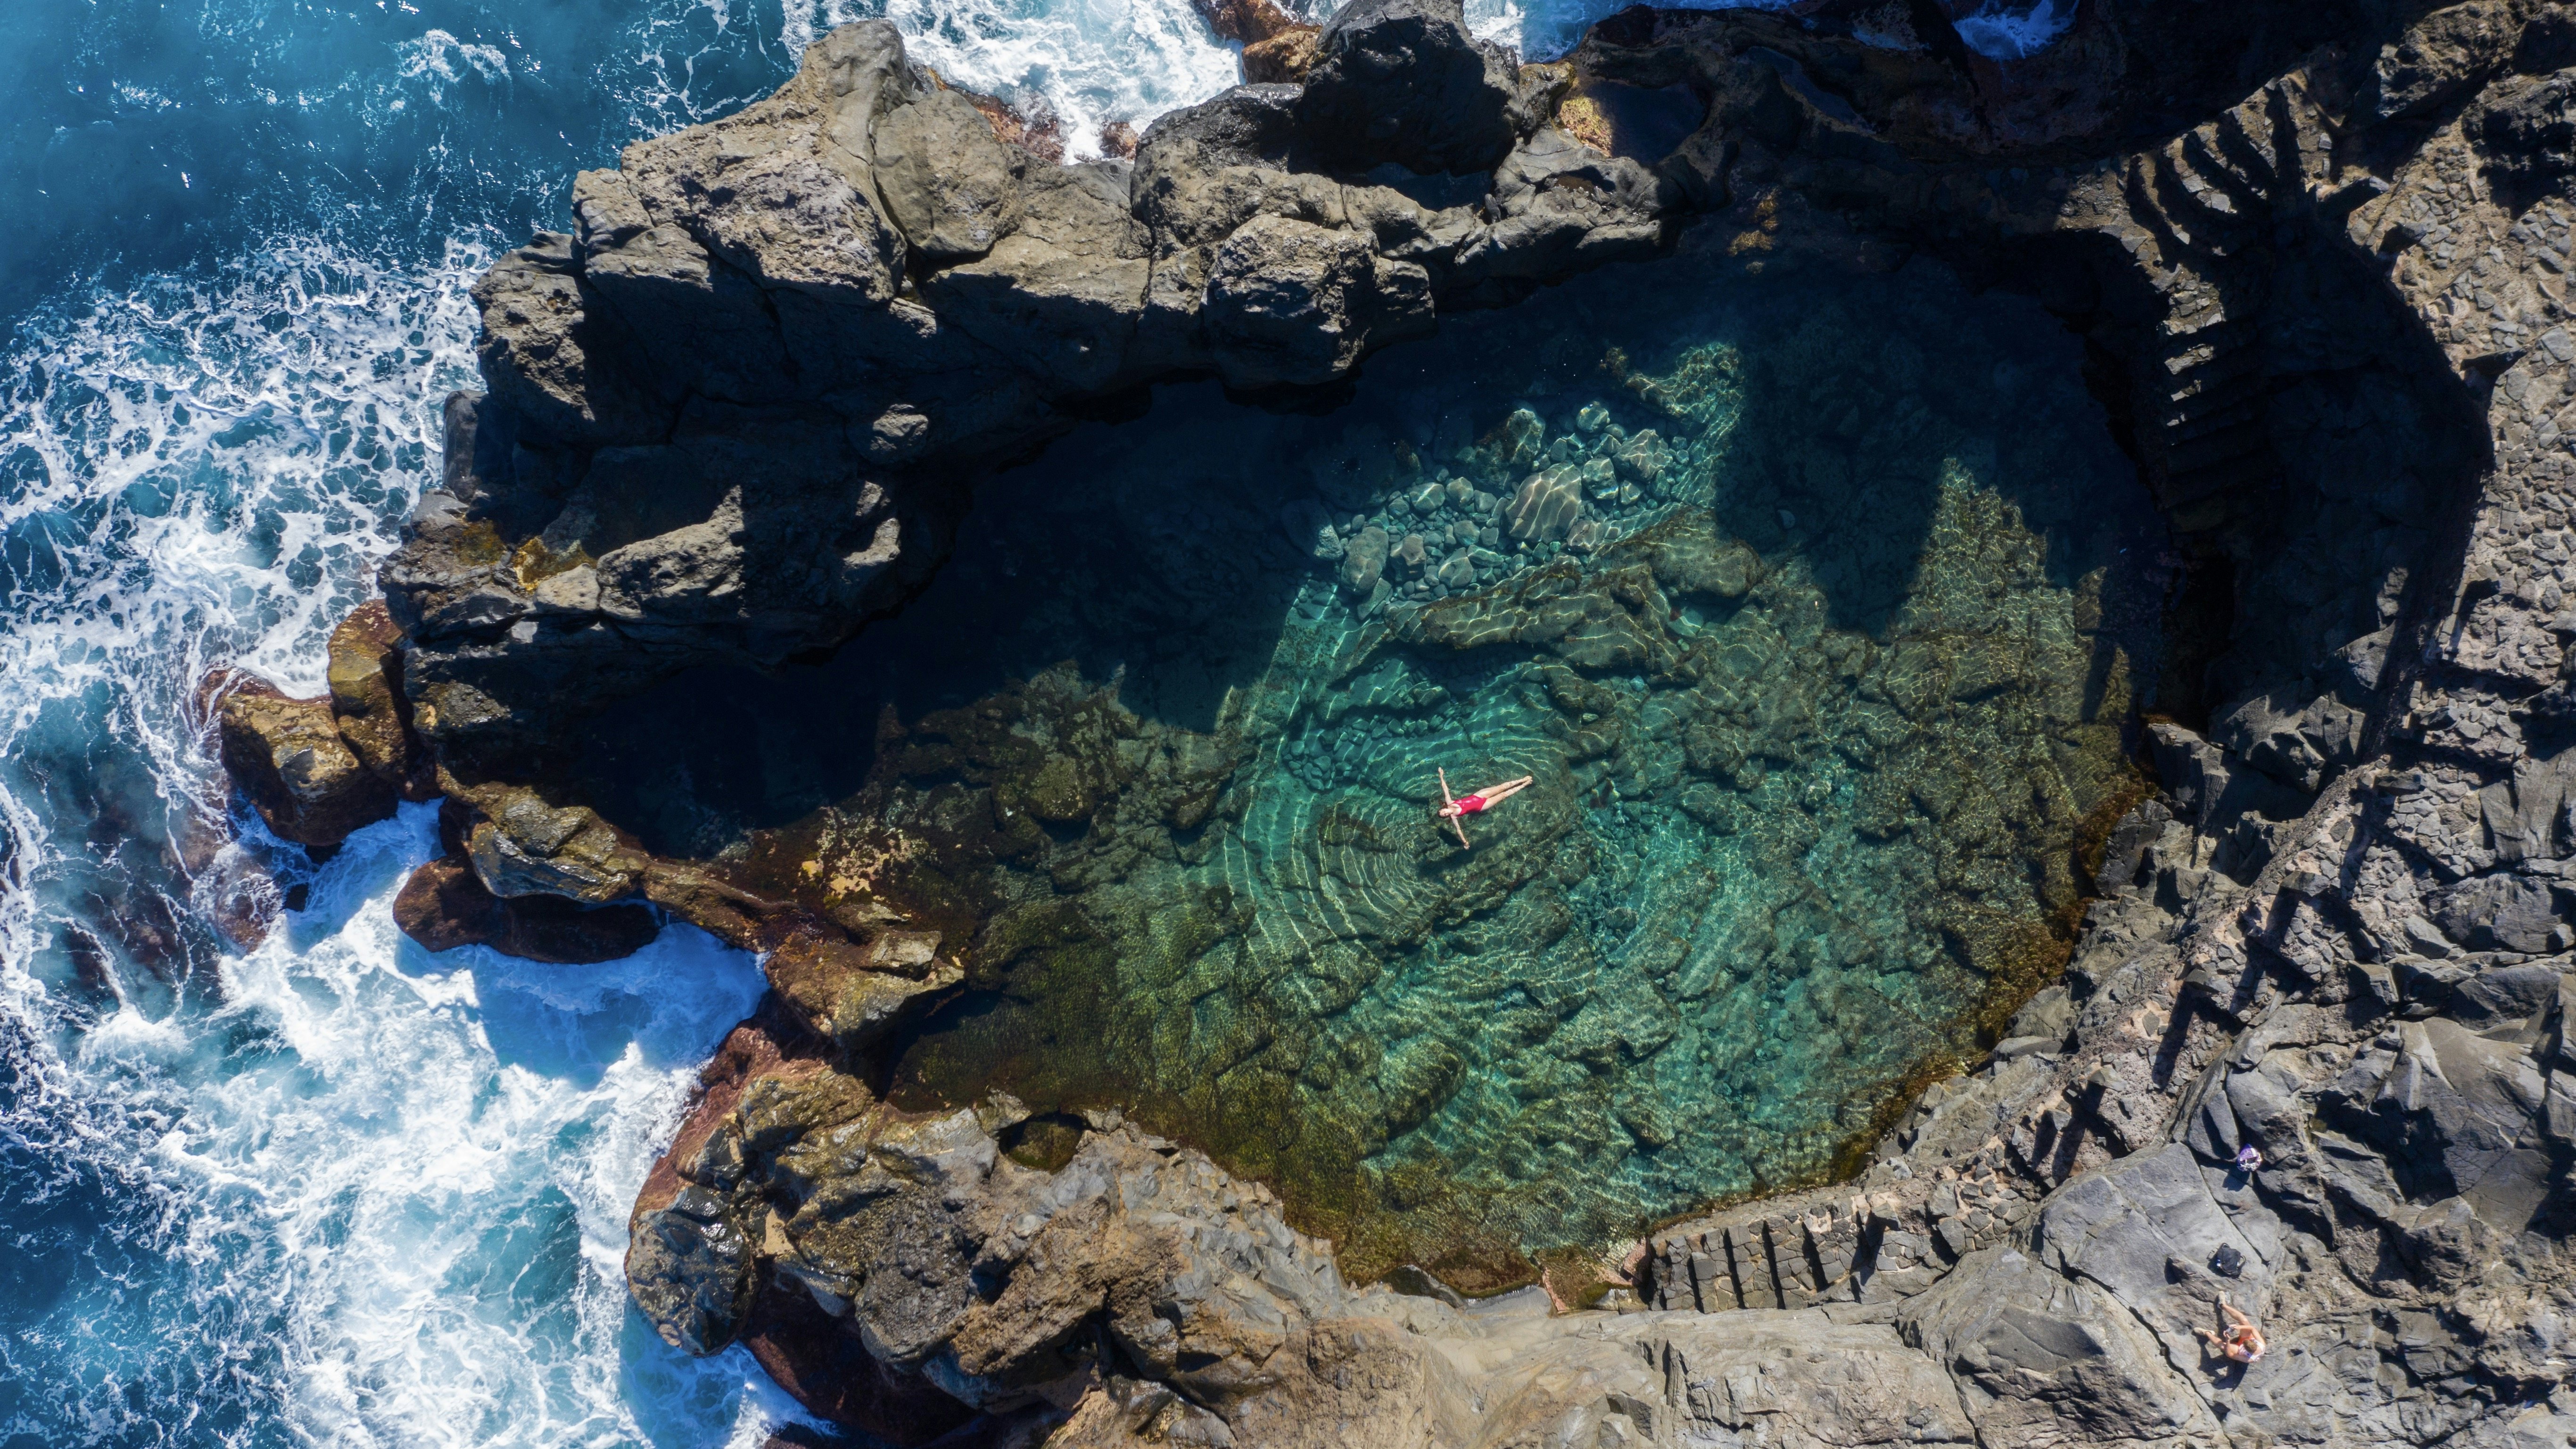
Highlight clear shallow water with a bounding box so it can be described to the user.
[569,243,2167,1286]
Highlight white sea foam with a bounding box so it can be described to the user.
[397,30,516,95]
[1951,0,2077,60]
[0,231,795,1445]
[218,808,777,1448]
[787,0,1243,156]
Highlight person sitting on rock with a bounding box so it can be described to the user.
[1437,768,1533,849]
[2198,1294,2267,1365]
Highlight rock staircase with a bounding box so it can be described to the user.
[2084,79,2341,536]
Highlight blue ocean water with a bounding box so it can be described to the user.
[0,0,2083,1440]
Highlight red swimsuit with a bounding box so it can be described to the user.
[1457,795,1488,814]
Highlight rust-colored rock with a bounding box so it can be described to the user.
[954,84,1064,164]
[394,855,661,963]
[764,929,963,1054]
[739,1276,982,1444]
[1243,25,1319,83]
[631,1002,837,1225]
[326,600,433,801]
[1191,0,1319,82]
[209,671,399,848]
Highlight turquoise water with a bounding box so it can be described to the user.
[571,241,2167,1284]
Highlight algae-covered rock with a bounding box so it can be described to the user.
[766,933,964,1053]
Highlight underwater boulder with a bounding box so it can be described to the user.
[1506,464,1585,542]
[1342,524,1392,593]
[1280,497,1345,560]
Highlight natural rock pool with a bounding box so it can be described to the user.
[570,241,2171,1282]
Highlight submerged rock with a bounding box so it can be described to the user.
[1504,463,1585,542]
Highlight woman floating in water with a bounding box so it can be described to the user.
[1437,768,1533,849]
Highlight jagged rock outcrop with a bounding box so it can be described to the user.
[392,854,661,963]
[377,0,1682,762]
[202,602,432,849]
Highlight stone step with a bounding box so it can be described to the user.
[2124,158,2205,255]
[2214,95,2283,193]
[2181,127,2269,218]
[2162,390,2264,445]
[2160,144,2238,221]
[2163,414,2272,475]
[2266,74,2337,196]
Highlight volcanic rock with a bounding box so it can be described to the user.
[873,88,1020,263]
[224,1,2576,1443]
[393,855,661,963]
[324,601,432,801]
[377,12,1679,754]
[209,673,398,849]
[1293,0,1519,176]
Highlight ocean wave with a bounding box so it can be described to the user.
[1952,0,2076,60]
[0,226,786,1445]
[3,807,781,1447]
[787,0,1242,156]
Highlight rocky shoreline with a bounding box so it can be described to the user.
[203,0,2576,1442]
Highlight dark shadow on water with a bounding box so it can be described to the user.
[567,387,1317,856]
[570,246,2145,862]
